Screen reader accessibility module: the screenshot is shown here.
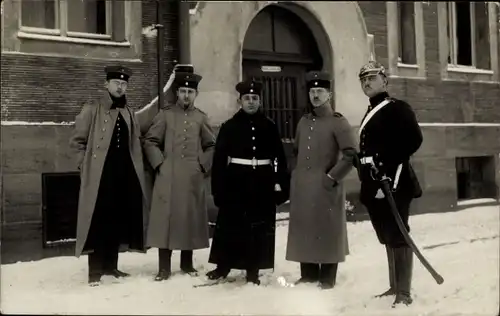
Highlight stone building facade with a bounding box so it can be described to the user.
[1,1,499,263]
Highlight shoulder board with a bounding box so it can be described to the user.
[333,112,344,118]
[160,103,174,110]
[194,107,208,116]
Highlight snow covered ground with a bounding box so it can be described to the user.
[1,205,499,315]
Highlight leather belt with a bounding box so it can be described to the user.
[360,156,403,191]
[360,156,374,165]
[229,157,272,167]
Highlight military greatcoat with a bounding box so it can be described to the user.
[69,92,157,257]
[286,107,357,264]
[209,109,289,270]
[143,103,216,250]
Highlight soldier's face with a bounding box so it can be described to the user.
[239,93,261,115]
[106,79,128,97]
[177,87,197,106]
[308,87,331,107]
[360,74,387,97]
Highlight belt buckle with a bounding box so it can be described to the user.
[251,157,257,169]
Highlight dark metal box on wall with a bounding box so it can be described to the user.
[41,172,80,248]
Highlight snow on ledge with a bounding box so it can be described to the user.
[1,121,74,126]
[457,198,499,207]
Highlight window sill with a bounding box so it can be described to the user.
[390,62,426,79]
[445,65,496,83]
[397,62,419,69]
[17,31,131,47]
[447,65,494,75]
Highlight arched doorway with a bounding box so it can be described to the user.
[242,4,324,166]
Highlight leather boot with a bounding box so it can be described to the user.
[295,263,320,285]
[319,263,338,290]
[246,268,261,285]
[154,248,172,281]
[180,250,198,276]
[376,245,396,297]
[102,246,130,278]
[206,265,231,280]
[88,251,104,286]
[392,246,413,307]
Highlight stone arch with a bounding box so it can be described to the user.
[190,1,371,126]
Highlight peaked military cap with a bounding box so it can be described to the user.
[105,65,132,82]
[235,79,263,96]
[358,61,387,80]
[306,71,331,90]
[174,71,203,90]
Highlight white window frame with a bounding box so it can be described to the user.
[386,2,426,79]
[446,2,476,69]
[437,2,499,82]
[18,0,114,41]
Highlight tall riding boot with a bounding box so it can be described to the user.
[246,268,261,285]
[154,248,172,281]
[102,244,130,278]
[88,250,104,286]
[319,263,338,289]
[295,263,320,285]
[392,246,413,306]
[180,250,198,275]
[376,245,397,297]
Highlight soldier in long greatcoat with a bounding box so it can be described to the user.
[143,71,216,281]
[69,66,175,285]
[206,80,289,285]
[286,71,357,289]
[355,61,423,306]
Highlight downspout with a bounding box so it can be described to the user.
[178,1,191,64]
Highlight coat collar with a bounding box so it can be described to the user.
[100,92,129,110]
[311,104,333,118]
[99,92,114,110]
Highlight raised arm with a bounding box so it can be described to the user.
[69,103,95,170]
[135,71,176,135]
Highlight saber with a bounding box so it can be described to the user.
[372,166,444,285]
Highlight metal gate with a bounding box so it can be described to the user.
[255,75,302,142]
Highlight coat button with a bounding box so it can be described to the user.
[252,137,255,140]
[310,127,313,131]
[106,111,110,114]
[102,128,106,132]
[252,127,255,131]
[307,146,311,150]
[97,145,100,149]
[307,166,311,170]
[306,157,310,160]
[252,146,256,150]
[181,155,185,158]
[104,119,108,123]
[308,136,311,140]
[93,154,96,158]
[184,129,187,132]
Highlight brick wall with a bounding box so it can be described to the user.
[0,0,180,263]
[1,0,179,122]
[356,1,500,216]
